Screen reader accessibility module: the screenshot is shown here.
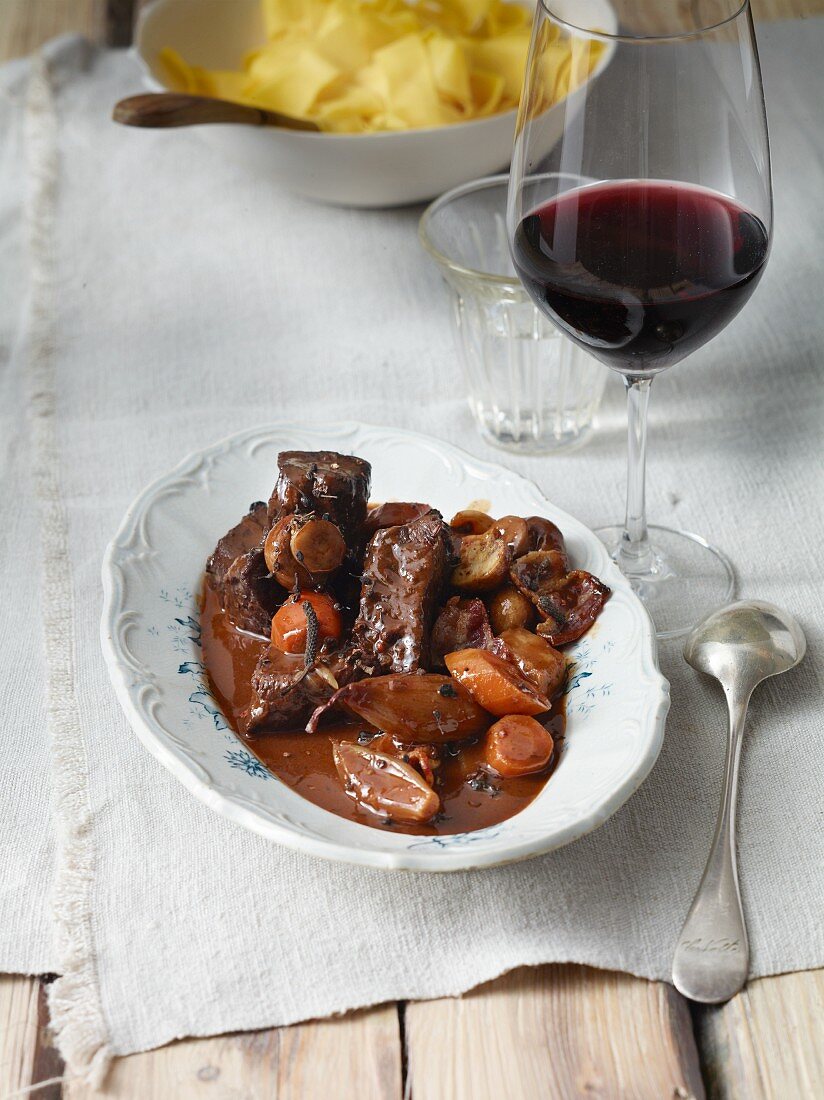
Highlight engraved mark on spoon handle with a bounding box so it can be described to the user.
[672,686,751,1003]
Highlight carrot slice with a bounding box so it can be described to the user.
[484,714,554,777]
[444,648,550,716]
[271,591,342,654]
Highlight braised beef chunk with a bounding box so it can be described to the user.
[206,501,269,588]
[430,597,494,667]
[269,451,371,544]
[350,509,449,674]
[206,502,281,635]
[222,548,284,636]
[363,501,430,537]
[241,647,352,735]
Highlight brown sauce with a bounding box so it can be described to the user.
[201,580,566,836]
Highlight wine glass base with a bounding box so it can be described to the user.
[594,524,735,641]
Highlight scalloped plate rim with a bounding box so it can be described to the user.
[101,420,670,872]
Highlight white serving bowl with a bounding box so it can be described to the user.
[101,422,669,872]
[134,0,616,207]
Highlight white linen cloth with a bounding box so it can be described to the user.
[2,20,823,1082]
[0,54,56,974]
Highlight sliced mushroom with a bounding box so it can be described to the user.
[495,516,531,559]
[451,527,509,593]
[509,550,569,602]
[263,515,300,587]
[510,550,610,647]
[333,741,441,824]
[535,570,611,646]
[450,509,495,535]
[264,514,345,589]
[290,517,346,575]
[526,517,569,565]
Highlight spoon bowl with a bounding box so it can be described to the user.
[684,599,807,694]
[673,600,806,1003]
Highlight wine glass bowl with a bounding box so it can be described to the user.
[507,0,772,638]
[510,178,769,376]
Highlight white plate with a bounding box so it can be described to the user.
[102,422,669,871]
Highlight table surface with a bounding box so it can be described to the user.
[2,1,823,1097]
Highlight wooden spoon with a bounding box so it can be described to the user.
[112,93,320,132]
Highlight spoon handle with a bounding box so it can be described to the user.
[112,94,318,132]
[672,687,751,1003]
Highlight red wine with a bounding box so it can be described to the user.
[512,181,769,373]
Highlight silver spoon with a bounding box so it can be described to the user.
[672,600,806,1004]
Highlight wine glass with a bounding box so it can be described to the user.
[507,0,772,639]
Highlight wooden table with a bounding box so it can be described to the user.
[2,2,823,1096]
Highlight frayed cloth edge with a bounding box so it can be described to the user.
[23,49,113,1090]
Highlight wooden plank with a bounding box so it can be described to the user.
[752,0,824,19]
[126,0,824,32]
[0,0,108,61]
[406,964,706,1100]
[695,971,824,1099]
[584,0,822,35]
[0,975,64,1099]
[63,1005,402,1099]
[105,0,137,47]
[0,975,41,1097]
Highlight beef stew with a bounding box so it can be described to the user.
[202,449,610,835]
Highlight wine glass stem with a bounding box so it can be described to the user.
[618,375,654,576]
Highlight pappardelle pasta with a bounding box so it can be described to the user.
[160,0,605,133]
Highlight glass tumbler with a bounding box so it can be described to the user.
[419,175,606,454]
